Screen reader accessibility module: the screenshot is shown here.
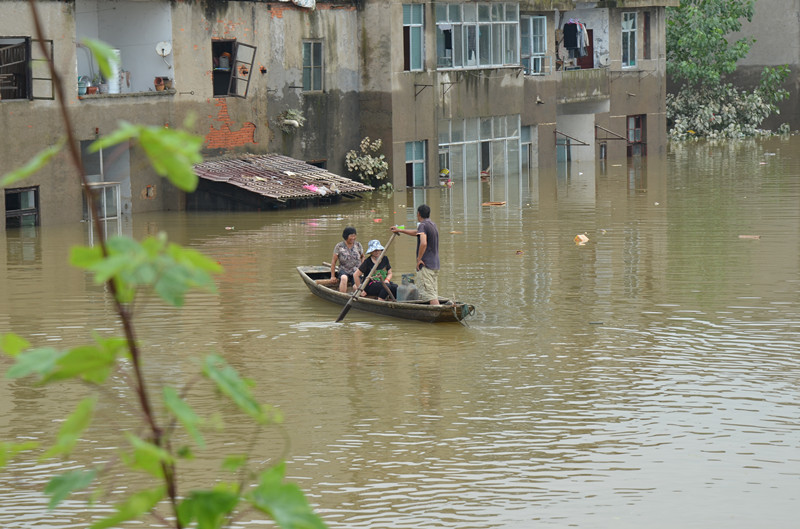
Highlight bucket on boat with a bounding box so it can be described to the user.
[397,273,418,301]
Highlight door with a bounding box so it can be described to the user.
[576,29,594,69]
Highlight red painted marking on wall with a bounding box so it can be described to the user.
[205,98,257,150]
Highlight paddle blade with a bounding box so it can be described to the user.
[335,302,353,323]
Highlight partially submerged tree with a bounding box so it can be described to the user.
[0,2,327,529]
[666,0,789,139]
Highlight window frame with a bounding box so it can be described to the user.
[627,114,647,156]
[5,186,40,228]
[403,4,425,72]
[80,140,122,221]
[621,12,637,68]
[436,3,519,70]
[1,37,54,101]
[521,15,547,75]
[212,40,256,98]
[405,140,427,187]
[302,40,324,92]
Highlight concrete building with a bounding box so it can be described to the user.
[1,0,676,229]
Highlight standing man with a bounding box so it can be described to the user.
[391,204,440,305]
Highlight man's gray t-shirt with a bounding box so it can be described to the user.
[416,219,439,270]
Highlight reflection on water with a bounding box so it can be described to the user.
[2,136,800,528]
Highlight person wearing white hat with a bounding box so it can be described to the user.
[354,239,398,300]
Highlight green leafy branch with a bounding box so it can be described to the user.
[0,2,328,529]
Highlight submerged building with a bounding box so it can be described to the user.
[1,0,677,228]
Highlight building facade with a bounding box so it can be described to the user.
[1,0,677,228]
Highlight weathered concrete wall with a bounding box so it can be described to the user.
[3,0,676,225]
[2,1,366,227]
[725,0,799,130]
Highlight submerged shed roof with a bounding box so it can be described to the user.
[194,154,373,202]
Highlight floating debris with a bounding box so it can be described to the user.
[574,233,589,245]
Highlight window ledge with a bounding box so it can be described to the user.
[79,89,176,101]
[436,65,523,73]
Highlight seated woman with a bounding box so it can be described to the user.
[331,226,364,293]
[354,239,398,300]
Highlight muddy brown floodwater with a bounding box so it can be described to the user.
[1,136,799,528]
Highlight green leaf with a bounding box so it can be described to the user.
[81,38,119,81]
[0,140,64,188]
[72,235,220,308]
[122,433,173,478]
[69,244,105,270]
[43,398,96,459]
[88,121,141,153]
[7,347,63,380]
[87,119,202,191]
[163,386,205,448]
[203,355,265,423]
[0,441,39,469]
[138,126,203,192]
[178,489,240,529]
[45,469,97,509]
[1,333,31,357]
[42,336,127,384]
[221,454,248,473]
[89,486,165,529]
[248,462,328,529]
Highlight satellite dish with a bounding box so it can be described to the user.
[156,41,172,57]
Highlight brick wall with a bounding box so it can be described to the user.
[205,98,257,150]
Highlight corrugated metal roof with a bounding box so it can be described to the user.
[194,154,373,201]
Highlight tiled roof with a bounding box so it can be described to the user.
[194,154,373,201]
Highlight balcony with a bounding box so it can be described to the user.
[556,67,609,104]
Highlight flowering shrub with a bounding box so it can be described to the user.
[345,137,391,190]
[667,67,790,140]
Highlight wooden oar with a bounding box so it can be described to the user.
[335,232,397,323]
[380,281,397,301]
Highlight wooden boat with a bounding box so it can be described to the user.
[297,265,475,323]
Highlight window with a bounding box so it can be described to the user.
[622,12,637,68]
[212,40,256,98]
[1,37,53,100]
[436,3,519,69]
[405,141,427,187]
[521,16,546,74]
[303,41,323,92]
[438,115,520,180]
[81,140,121,221]
[5,187,39,228]
[79,139,134,221]
[627,114,646,156]
[643,12,651,60]
[403,4,424,71]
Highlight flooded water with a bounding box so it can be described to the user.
[2,136,800,528]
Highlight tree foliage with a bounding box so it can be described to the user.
[666,0,756,88]
[666,0,789,139]
[1,3,327,528]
